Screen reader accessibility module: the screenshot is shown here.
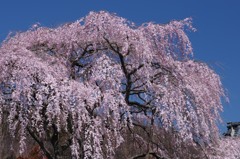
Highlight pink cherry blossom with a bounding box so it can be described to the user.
[0,11,228,158]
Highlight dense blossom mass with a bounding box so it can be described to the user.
[209,137,240,159]
[0,11,230,158]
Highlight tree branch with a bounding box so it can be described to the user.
[26,126,53,159]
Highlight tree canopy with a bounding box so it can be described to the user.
[0,11,227,158]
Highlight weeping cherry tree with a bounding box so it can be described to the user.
[0,11,225,158]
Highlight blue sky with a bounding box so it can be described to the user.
[1,0,239,133]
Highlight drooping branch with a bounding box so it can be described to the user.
[26,126,53,159]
